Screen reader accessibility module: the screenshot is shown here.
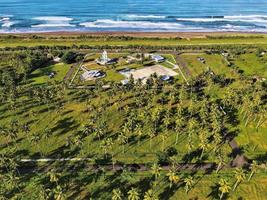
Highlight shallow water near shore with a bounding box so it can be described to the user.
[1,0,267,33]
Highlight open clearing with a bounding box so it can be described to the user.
[122,64,178,80]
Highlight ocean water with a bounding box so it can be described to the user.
[1,0,267,33]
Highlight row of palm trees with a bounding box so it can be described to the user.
[110,162,261,200]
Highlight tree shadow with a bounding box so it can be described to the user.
[159,181,183,200]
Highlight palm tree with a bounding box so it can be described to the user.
[143,189,158,200]
[117,132,128,153]
[151,163,162,180]
[127,188,140,200]
[215,151,226,173]
[112,189,123,200]
[199,136,209,159]
[218,178,231,200]
[166,169,180,188]
[174,117,183,145]
[248,161,259,181]
[48,170,60,185]
[161,133,168,151]
[233,168,246,191]
[42,128,52,148]
[135,125,143,146]
[4,171,19,191]
[53,185,66,200]
[147,125,155,150]
[38,185,50,200]
[100,138,113,159]
[163,114,171,130]
[184,176,195,194]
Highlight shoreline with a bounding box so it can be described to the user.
[1,31,267,38]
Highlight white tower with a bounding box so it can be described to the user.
[102,50,108,64]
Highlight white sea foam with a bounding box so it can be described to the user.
[176,15,267,23]
[33,16,73,21]
[124,14,166,19]
[32,23,75,28]
[80,19,184,30]
[2,21,16,28]
[32,16,74,28]
[0,17,10,22]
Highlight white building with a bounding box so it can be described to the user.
[96,51,117,65]
[151,54,165,63]
[81,70,106,81]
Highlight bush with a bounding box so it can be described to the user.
[61,51,80,64]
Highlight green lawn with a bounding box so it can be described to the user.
[232,53,267,78]
[28,63,71,85]
[180,53,234,77]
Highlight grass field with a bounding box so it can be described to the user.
[1,35,267,48]
[232,53,267,78]
[28,62,71,85]
[180,53,235,77]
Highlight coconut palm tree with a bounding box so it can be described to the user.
[143,189,158,200]
[53,185,66,200]
[48,170,60,185]
[135,125,143,146]
[248,161,259,181]
[161,133,168,151]
[233,168,246,191]
[166,169,180,188]
[215,151,226,173]
[218,178,231,200]
[174,117,183,145]
[127,188,140,200]
[147,125,155,150]
[117,132,128,153]
[184,176,195,194]
[112,189,123,200]
[100,138,113,158]
[199,136,209,159]
[38,185,50,200]
[151,163,162,180]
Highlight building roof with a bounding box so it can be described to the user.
[152,54,165,61]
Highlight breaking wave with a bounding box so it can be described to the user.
[123,14,166,20]
[176,15,267,24]
[80,19,185,30]
[33,16,73,21]
[32,16,75,28]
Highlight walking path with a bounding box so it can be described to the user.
[19,158,217,172]
[175,54,192,77]
[166,60,189,85]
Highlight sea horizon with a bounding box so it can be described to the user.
[1,0,267,33]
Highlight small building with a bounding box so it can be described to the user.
[81,70,106,81]
[151,54,165,63]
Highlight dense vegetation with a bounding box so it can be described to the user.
[0,35,266,200]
